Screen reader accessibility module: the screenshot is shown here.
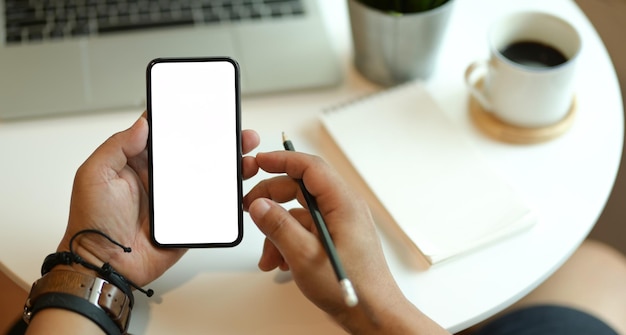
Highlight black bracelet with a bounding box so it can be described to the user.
[42,229,154,301]
[24,270,132,334]
[41,251,138,307]
[27,229,155,334]
[30,292,122,335]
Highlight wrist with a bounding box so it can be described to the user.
[23,229,157,334]
[26,308,105,335]
[57,228,127,269]
[24,269,132,334]
[46,263,99,277]
[40,251,138,304]
[335,288,449,335]
[335,297,411,334]
[51,230,155,298]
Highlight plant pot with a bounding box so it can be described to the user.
[348,0,455,86]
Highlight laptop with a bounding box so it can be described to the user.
[0,0,341,119]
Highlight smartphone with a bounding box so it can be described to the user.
[146,57,242,247]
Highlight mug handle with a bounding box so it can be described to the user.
[464,61,493,111]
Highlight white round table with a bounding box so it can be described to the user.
[0,0,622,333]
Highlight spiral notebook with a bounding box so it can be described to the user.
[320,81,537,264]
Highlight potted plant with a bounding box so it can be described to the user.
[347,0,455,86]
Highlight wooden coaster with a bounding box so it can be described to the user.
[469,94,577,145]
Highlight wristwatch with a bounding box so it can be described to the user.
[23,269,131,333]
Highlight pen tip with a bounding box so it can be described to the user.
[340,279,359,307]
[282,132,288,143]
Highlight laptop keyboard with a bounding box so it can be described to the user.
[4,0,305,44]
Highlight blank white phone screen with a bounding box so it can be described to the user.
[148,59,241,246]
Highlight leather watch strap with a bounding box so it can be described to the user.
[24,269,131,333]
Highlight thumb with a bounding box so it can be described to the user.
[89,115,149,174]
[248,198,318,264]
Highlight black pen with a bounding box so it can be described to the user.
[282,132,358,307]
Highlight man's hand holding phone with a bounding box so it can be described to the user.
[59,112,259,287]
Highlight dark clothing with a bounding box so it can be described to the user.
[473,305,618,335]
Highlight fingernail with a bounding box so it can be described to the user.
[251,198,271,218]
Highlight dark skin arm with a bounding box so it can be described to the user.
[244,151,450,335]
[26,114,260,334]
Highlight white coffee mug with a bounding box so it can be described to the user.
[465,12,581,128]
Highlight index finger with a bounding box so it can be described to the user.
[255,151,340,194]
[253,151,363,214]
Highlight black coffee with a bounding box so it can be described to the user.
[500,40,568,68]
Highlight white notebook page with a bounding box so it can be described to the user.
[320,81,536,264]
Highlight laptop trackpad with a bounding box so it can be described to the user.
[86,28,238,110]
[235,21,340,94]
[0,43,85,118]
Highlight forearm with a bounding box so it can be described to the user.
[26,309,105,335]
[337,297,451,335]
